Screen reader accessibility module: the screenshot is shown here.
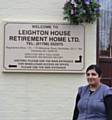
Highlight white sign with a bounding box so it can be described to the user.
[3,22,85,73]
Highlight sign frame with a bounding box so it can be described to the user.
[2,21,85,73]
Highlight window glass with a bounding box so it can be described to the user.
[99,0,112,58]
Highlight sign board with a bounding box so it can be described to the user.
[3,22,85,73]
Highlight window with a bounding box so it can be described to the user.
[98,0,112,58]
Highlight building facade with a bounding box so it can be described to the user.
[0,0,107,120]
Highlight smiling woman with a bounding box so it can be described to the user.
[72,64,112,120]
[86,64,102,91]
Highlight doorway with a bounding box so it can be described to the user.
[97,0,112,86]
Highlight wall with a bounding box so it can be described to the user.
[0,0,96,120]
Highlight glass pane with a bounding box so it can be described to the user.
[99,0,112,58]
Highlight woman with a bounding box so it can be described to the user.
[73,64,112,120]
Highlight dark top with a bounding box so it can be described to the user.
[72,85,112,120]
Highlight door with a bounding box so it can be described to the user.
[97,0,112,87]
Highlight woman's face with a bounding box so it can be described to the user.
[86,69,101,86]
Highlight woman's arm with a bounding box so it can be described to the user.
[104,95,112,120]
[72,94,80,120]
